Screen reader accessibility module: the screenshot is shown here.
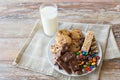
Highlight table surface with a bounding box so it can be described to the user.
[0,0,120,80]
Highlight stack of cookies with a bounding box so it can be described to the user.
[50,29,100,75]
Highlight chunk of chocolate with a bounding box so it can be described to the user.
[61,52,75,62]
[61,43,70,53]
[69,59,80,72]
[57,58,72,74]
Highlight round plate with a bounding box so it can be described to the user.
[47,33,102,76]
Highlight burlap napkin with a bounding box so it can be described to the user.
[13,20,120,80]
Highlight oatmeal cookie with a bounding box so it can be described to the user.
[51,44,62,54]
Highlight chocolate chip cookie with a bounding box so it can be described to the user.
[70,29,83,40]
[56,34,72,46]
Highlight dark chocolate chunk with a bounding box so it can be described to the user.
[57,58,72,74]
[61,43,70,53]
[69,59,80,72]
[61,52,75,62]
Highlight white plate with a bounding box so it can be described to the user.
[47,32,102,76]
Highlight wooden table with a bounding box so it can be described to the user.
[0,0,120,80]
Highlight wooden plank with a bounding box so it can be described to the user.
[0,38,27,60]
[0,0,120,3]
[0,20,35,38]
[100,59,120,80]
[0,2,120,20]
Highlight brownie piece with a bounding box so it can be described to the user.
[57,58,72,74]
[61,52,75,62]
[69,59,80,72]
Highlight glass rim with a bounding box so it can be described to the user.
[39,3,57,11]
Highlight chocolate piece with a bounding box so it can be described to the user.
[69,59,80,72]
[61,43,70,53]
[61,52,75,62]
[57,58,72,74]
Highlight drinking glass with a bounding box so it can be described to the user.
[40,3,58,37]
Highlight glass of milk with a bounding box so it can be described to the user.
[40,3,58,37]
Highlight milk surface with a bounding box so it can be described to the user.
[40,6,58,36]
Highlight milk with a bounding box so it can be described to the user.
[40,6,58,36]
